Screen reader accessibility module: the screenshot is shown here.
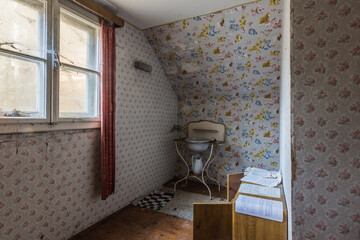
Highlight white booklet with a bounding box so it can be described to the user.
[241,167,281,187]
[239,183,281,198]
[235,194,283,222]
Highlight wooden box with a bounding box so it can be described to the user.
[193,173,287,240]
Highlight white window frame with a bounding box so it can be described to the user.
[0,0,50,124]
[0,0,101,134]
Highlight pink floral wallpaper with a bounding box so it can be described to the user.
[1,130,104,240]
[114,23,178,201]
[291,0,360,239]
[144,0,283,185]
[0,24,178,240]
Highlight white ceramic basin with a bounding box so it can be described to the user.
[185,138,210,152]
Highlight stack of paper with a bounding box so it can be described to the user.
[235,194,283,222]
[238,183,281,198]
[241,168,281,187]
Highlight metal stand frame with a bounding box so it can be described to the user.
[174,142,222,199]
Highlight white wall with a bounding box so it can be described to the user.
[279,0,292,239]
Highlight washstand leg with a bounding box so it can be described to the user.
[174,142,190,192]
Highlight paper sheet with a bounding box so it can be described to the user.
[239,183,281,198]
[235,195,283,222]
[241,168,281,187]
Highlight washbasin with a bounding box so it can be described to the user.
[185,137,211,152]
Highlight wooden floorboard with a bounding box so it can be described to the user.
[69,179,225,240]
[69,205,193,240]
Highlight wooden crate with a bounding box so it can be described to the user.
[193,173,287,240]
[232,184,287,240]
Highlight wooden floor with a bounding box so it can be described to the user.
[70,205,193,240]
[70,179,226,240]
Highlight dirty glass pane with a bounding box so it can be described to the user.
[0,0,46,58]
[59,68,99,118]
[0,53,45,118]
[60,9,99,71]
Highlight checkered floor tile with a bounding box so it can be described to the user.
[134,191,174,210]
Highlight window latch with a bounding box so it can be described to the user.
[53,50,61,70]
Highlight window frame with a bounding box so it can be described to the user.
[0,0,101,133]
[55,0,101,123]
[0,0,51,124]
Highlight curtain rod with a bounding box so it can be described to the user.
[73,0,124,27]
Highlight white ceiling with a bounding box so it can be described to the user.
[96,0,255,30]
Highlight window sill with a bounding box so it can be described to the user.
[0,121,100,135]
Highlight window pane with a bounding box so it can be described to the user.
[60,9,99,71]
[59,68,99,118]
[0,0,46,58]
[0,53,45,118]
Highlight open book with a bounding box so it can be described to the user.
[235,194,283,222]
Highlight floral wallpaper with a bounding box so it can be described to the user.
[115,23,178,201]
[144,0,283,185]
[291,0,360,239]
[0,24,178,240]
[0,130,104,240]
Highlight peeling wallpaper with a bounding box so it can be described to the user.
[0,24,178,240]
[291,0,360,239]
[144,0,283,185]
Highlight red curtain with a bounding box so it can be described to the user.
[100,19,116,200]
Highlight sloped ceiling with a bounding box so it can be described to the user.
[95,0,255,29]
[144,1,282,99]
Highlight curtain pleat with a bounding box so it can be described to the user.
[100,19,116,200]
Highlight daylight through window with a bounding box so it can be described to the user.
[0,0,100,123]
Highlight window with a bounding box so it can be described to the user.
[59,9,100,119]
[0,0,47,119]
[0,0,100,131]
